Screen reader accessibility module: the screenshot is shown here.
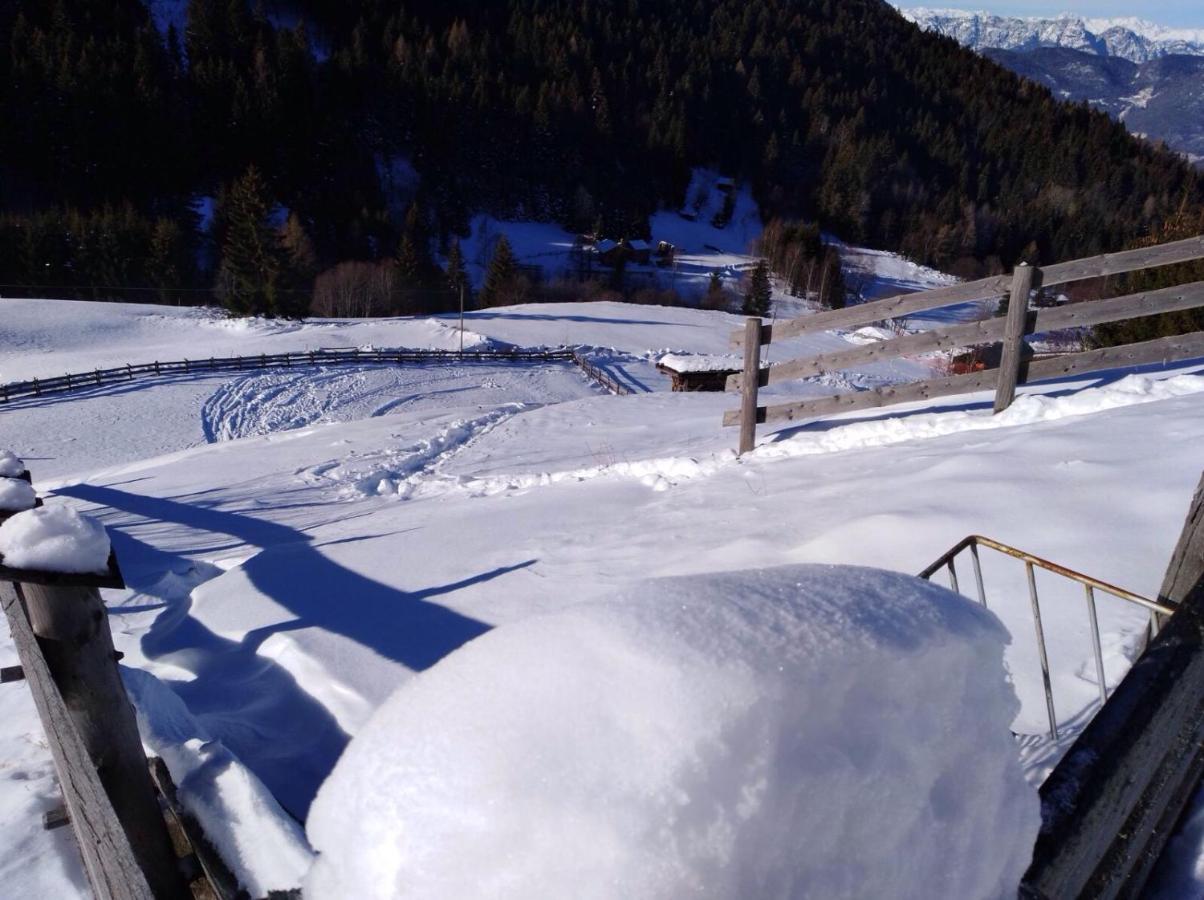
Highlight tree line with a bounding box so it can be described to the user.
[0,0,1200,316]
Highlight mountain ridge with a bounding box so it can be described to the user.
[901,8,1204,63]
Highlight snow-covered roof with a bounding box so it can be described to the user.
[628,239,651,251]
[658,353,744,373]
[595,239,618,254]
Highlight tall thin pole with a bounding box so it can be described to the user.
[459,284,464,357]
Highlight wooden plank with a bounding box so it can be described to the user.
[0,549,126,589]
[726,313,1008,391]
[722,367,1002,427]
[738,318,762,454]
[0,583,156,900]
[20,580,186,898]
[1031,279,1204,334]
[733,234,1204,347]
[1025,330,1204,385]
[1021,472,1204,899]
[994,264,1039,413]
[1158,473,1204,609]
[731,274,1013,347]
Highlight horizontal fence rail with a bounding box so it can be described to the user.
[732,234,1204,349]
[0,347,582,404]
[725,236,1204,451]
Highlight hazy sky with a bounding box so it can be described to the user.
[915,3,1203,28]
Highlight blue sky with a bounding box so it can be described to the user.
[920,3,1202,28]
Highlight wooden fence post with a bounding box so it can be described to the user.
[17,580,187,898]
[738,317,763,455]
[994,262,1038,413]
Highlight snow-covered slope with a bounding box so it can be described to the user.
[5,285,1204,896]
[900,8,1204,62]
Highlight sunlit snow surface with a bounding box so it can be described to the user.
[3,278,1204,896]
[307,566,1038,900]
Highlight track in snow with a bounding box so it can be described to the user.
[200,362,599,444]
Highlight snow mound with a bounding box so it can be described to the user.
[658,353,743,373]
[0,478,36,513]
[305,565,1038,900]
[0,506,110,573]
[122,669,314,897]
[0,450,24,478]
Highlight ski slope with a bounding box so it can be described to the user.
[3,286,1204,896]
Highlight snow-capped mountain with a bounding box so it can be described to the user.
[900,8,1204,64]
[899,8,1204,167]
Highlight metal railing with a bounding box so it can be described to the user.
[918,535,1176,740]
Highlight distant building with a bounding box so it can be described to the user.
[595,238,652,267]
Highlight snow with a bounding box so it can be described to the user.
[3,254,1204,895]
[0,297,490,384]
[122,668,313,896]
[900,8,1204,63]
[0,450,25,477]
[0,478,36,513]
[657,353,743,373]
[306,565,1039,900]
[0,506,110,574]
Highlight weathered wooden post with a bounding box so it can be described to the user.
[19,578,186,898]
[994,262,1038,413]
[738,317,763,455]
[0,480,187,899]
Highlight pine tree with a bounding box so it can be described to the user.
[216,165,284,317]
[479,234,519,307]
[445,237,470,301]
[147,217,188,304]
[397,201,437,287]
[278,212,318,316]
[743,259,772,317]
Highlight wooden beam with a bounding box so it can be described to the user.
[738,318,762,455]
[731,275,1012,347]
[1,583,158,900]
[17,580,187,898]
[1031,279,1204,335]
[994,264,1039,413]
[727,314,1008,391]
[722,367,1002,427]
[1021,471,1204,899]
[1158,473,1204,615]
[732,234,1204,348]
[725,327,1204,429]
[728,279,1204,393]
[1025,330,1204,385]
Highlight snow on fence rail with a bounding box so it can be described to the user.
[725,234,1204,453]
[0,347,589,404]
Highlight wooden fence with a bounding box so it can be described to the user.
[0,346,634,405]
[570,352,635,395]
[725,235,1204,453]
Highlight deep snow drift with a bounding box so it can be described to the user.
[306,566,1039,900]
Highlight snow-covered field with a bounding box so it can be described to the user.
[3,269,1204,896]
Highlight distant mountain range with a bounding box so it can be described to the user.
[899,9,1204,166]
[900,9,1204,62]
